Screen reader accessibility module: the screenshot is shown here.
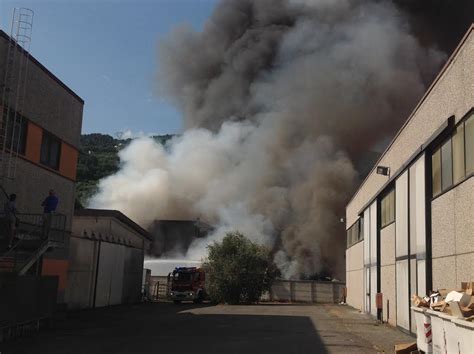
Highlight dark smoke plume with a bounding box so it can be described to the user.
[92,0,472,279]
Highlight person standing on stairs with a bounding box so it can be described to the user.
[41,189,59,239]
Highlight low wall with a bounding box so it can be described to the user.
[0,275,58,328]
[267,280,345,303]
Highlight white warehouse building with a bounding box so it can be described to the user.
[345,24,474,333]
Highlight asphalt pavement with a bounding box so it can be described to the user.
[0,302,414,354]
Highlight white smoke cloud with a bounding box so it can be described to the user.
[91,0,446,279]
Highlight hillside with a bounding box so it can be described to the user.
[76,133,174,207]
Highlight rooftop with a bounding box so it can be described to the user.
[74,208,152,241]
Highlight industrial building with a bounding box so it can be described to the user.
[67,209,151,309]
[148,219,211,256]
[345,24,474,333]
[0,11,82,300]
[0,11,85,337]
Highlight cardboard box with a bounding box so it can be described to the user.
[438,289,450,297]
[412,295,429,308]
[449,301,464,318]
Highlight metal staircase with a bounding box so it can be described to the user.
[0,186,66,275]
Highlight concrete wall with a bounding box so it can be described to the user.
[0,275,58,327]
[0,31,83,148]
[346,241,364,311]
[347,27,474,226]
[3,158,75,231]
[380,223,396,326]
[431,177,474,290]
[269,280,345,303]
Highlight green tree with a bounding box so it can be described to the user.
[204,232,279,304]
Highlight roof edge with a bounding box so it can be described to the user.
[0,30,84,104]
[74,208,152,241]
[348,23,474,209]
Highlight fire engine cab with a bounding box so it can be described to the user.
[168,267,206,304]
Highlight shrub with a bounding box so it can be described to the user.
[204,231,279,304]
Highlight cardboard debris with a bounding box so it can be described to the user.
[449,301,464,318]
[431,300,446,311]
[411,295,429,308]
[438,289,449,297]
[412,281,474,321]
[461,306,474,317]
[394,342,417,354]
[445,291,471,307]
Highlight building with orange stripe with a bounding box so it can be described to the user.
[0,28,83,305]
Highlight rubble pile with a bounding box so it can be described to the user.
[411,281,474,321]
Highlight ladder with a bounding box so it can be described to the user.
[0,8,34,183]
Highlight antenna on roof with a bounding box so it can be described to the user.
[0,8,34,182]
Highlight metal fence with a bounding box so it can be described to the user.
[149,276,170,300]
[1,212,67,243]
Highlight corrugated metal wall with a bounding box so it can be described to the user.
[66,238,144,310]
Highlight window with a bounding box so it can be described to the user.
[432,149,441,196]
[40,132,61,170]
[346,218,363,248]
[431,112,474,198]
[466,114,474,175]
[452,124,465,184]
[441,139,453,191]
[3,107,27,155]
[381,188,395,227]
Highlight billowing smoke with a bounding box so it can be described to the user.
[91,0,470,279]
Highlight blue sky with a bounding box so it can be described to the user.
[0,0,217,136]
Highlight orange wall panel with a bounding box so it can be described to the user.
[59,142,78,181]
[25,122,42,163]
[42,258,69,291]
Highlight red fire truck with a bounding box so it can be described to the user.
[168,267,206,304]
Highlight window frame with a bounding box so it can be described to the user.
[381,188,395,228]
[431,109,474,199]
[3,107,28,155]
[346,218,363,249]
[40,131,62,170]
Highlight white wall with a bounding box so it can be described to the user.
[346,241,364,310]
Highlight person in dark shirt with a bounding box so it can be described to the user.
[42,189,59,213]
[41,189,59,239]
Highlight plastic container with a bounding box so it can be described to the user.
[452,318,474,353]
[438,312,458,354]
[427,310,445,354]
[412,306,432,353]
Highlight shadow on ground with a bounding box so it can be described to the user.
[0,302,328,354]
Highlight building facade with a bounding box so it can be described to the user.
[345,25,474,333]
[0,29,83,303]
[67,209,152,309]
